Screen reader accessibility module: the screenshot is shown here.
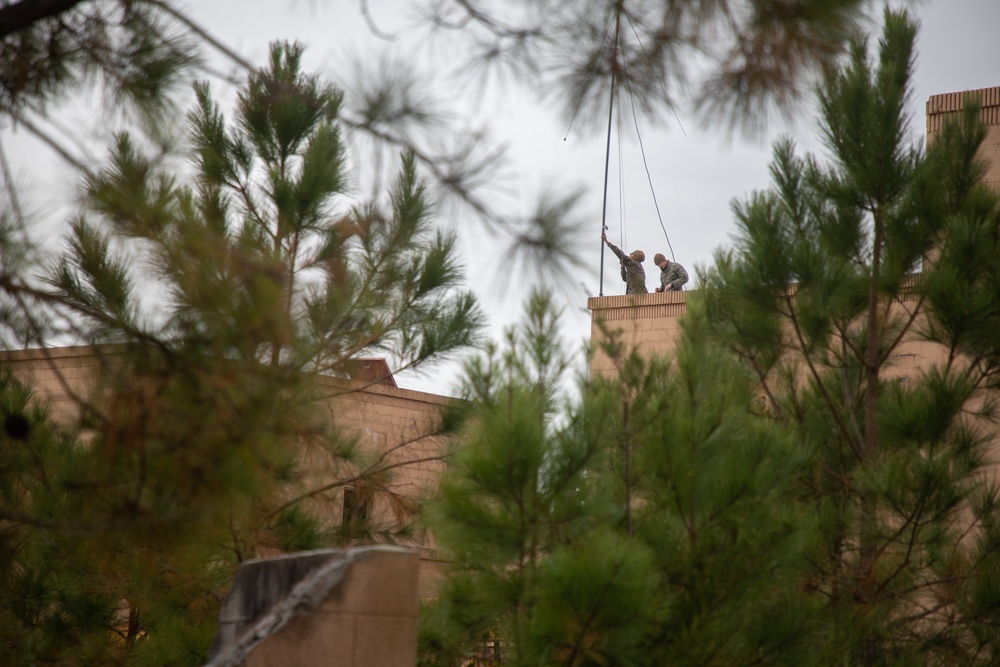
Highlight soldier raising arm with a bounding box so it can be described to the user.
[602,232,648,294]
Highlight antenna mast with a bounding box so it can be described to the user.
[598,10,620,297]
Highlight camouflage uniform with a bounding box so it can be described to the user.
[605,239,647,294]
[658,261,689,292]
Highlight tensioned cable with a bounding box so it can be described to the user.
[620,43,676,262]
[618,99,626,255]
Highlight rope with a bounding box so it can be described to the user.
[618,102,626,250]
[598,5,687,293]
[622,9,687,138]
[621,53,676,262]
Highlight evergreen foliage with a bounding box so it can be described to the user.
[702,9,1000,663]
[0,0,200,121]
[2,3,997,666]
[416,0,875,136]
[0,42,481,665]
[421,294,816,666]
[422,9,1000,666]
[421,291,660,667]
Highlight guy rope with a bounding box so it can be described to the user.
[589,4,684,296]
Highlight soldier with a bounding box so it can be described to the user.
[603,232,647,294]
[653,253,688,292]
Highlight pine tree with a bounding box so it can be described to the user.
[424,9,1000,666]
[703,8,1000,664]
[420,290,662,667]
[0,41,481,666]
[420,294,817,666]
[625,306,821,666]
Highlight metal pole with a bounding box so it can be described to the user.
[599,16,619,297]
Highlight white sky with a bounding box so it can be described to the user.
[4,0,999,395]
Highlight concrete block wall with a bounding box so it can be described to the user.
[927,86,1000,191]
[0,346,453,597]
[587,286,950,391]
[587,290,689,378]
[0,345,112,424]
[208,547,419,667]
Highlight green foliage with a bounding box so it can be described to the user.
[0,1,198,122]
[701,8,1000,665]
[631,305,820,666]
[425,9,1000,667]
[421,292,627,667]
[274,505,326,552]
[1,42,481,665]
[525,528,660,667]
[417,0,873,136]
[421,296,816,666]
[0,373,119,664]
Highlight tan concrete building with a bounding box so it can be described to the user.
[0,344,451,595]
[207,547,420,667]
[927,85,1000,190]
[589,85,1000,375]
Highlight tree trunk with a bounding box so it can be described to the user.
[859,212,884,666]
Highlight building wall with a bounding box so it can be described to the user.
[0,345,451,596]
[0,345,112,425]
[927,86,1000,190]
[587,291,689,377]
[590,85,1000,378]
[588,279,948,385]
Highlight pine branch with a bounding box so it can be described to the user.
[141,0,253,71]
[267,428,457,519]
[0,104,90,172]
[0,0,89,40]
[781,289,864,461]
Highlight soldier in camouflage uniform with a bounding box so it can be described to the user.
[653,252,688,292]
[603,232,647,294]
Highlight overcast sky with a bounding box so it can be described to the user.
[6,0,1000,395]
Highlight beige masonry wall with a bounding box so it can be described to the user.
[0,345,451,596]
[588,290,689,377]
[313,374,451,508]
[590,85,1000,377]
[0,345,112,425]
[588,284,948,384]
[309,375,452,595]
[927,85,1000,191]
